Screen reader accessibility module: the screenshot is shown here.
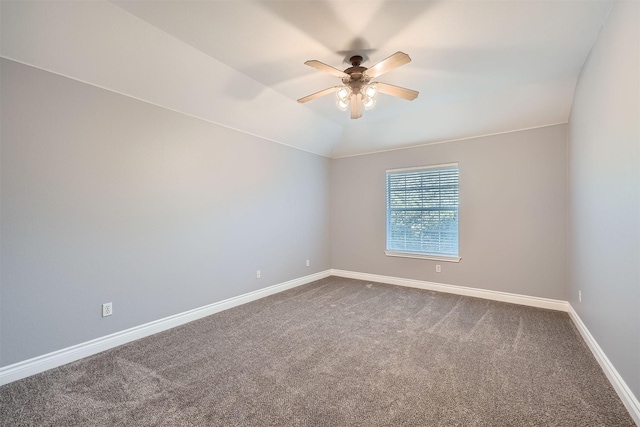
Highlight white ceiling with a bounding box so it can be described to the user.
[1,1,614,157]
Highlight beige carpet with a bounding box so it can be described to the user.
[0,276,634,426]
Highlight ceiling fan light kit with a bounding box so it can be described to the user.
[335,83,377,111]
[298,52,419,119]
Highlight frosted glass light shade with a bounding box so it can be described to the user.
[363,96,376,110]
[336,87,350,101]
[364,84,377,98]
[337,99,349,110]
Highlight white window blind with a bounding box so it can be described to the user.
[386,164,459,258]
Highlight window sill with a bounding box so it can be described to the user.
[384,251,461,263]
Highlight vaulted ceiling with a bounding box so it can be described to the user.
[1,1,614,157]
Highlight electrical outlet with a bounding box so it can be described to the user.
[579,290,582,303]
[102,302,113,317]
[435,265,441,273]
[256,270,261,279]
[306,259,310,267]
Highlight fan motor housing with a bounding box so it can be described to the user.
[344,55,368,82]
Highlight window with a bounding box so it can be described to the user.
[386,163,460,262]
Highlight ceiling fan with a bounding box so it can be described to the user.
[297,52,419,119]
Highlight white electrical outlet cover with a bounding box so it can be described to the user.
[102,302,113,317]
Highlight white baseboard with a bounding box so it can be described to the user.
[330,269,568,311]
[567,305,640,425]
[0,270,331,386]
[3,269,637,425]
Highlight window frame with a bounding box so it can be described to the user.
[385,163,461,263]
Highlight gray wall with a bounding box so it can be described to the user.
[332,124,567,300]
[568,0,640,398]
[0,59,331,366]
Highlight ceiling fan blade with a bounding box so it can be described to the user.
[375,82,419,101]
[364,51,411,79]
[350,93,362,119]
[304,60,349,78]
[297,86,340,103]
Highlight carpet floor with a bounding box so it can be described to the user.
[0,276,634,426]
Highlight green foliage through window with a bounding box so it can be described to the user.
[386,165,459,257]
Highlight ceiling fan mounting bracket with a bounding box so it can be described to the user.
[349,55,364,66]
